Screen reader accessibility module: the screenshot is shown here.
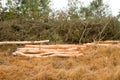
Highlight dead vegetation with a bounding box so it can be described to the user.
[0,43,120,80]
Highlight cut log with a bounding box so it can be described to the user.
[25,44,77,49]
[13,51,83,58]
[0,40,49,45]
[96,40,120,44]
[24,44,87,50]
[17,48,45,54]
[17,48,80,54]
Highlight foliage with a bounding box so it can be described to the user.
[0,0,51,20]
[68,0,81,19]
[0,1,3,20]
[67,0,110,19]
[0,17,120,44]
[80,0,111,19]
[0,0,120,43]
[19,0,51,19]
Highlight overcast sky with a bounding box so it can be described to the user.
[51,0,120,16]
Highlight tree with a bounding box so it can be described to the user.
[23,0,51,19]
[4,0,51,20]
[0,0,2,14]
[0,0,2,20]
[80,0,111,19]
[117,10,120,20]
[0,0,18,20]
[0,0,2,11]
[68,0,81,19]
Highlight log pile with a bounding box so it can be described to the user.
[12,40,120,58]
[13,44,86,57]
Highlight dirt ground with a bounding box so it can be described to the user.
[0,44,120,80]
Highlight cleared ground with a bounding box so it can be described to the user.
[0,43,120,80]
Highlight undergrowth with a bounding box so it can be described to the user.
[0,17,120,44]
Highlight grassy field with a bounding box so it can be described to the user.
[0,45,120,80]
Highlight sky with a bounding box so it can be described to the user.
[51,0,120,16]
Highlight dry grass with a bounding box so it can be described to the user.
[0,45,120,80]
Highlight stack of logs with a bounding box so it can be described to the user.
[13,44,86,57]
[9,40,120,58]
